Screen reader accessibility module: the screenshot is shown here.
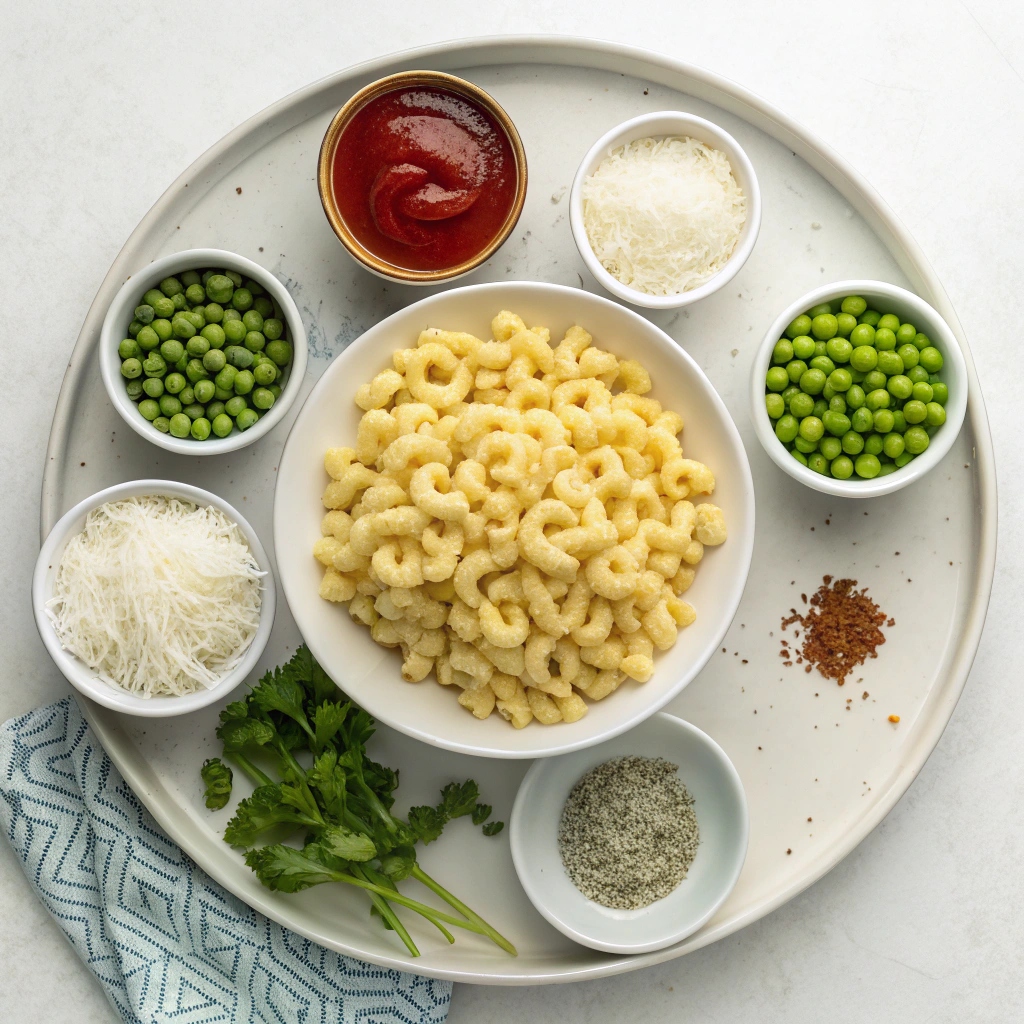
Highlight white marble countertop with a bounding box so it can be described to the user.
[2,3,1022,1021]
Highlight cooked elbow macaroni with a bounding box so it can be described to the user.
[314,310,727,728]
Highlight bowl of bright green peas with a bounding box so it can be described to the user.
[100,249,307,455]
[750,281,966,497]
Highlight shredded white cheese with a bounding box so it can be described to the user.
[581,135,747,296]
[46,496,264,698]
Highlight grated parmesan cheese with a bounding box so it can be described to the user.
[46,496,264,698]
[581,135,746,296]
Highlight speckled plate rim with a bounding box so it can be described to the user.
[39,36,996,985]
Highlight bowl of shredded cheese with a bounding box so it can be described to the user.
[570,111,760,310]
[33,480,276,716]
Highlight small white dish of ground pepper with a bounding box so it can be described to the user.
[510,713,748,954]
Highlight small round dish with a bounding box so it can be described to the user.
[750,280,967,498]
[569,111,761,310]
[510,712,748,954]
[32,479,276,717]
[99,248,308,456]
[317,70,528,285]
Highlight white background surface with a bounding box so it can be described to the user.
[1,2,1021,1021]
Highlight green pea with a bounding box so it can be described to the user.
[913,332,931,351]
[204,302,225,324]
[820,436,842,461]
[134,304,156,326]
[781,385,801,407]
[214,386,234,402]
[887,375,913,400]
[766,393,785,419]
[181,403,204,421]
[882,432,905,459]
[861,370,885,393]
[849,346,878,373]
[251,387,276,410]
[845,385,866,410]
[841,295,868,317]
[872,409,895,433]
[215,366,238,391]
[185,359,209,383]
[876,350,903,376]
[873,327,896,351]
[812,398,828,418]
[850,323,875,348]
[159,340,183,364]
[223,319,247,344]
[151,318,173,342]
[143,353,167,378]
[254,296,275,319]
[205,401,225,421]
[807,452,829,475]
[894,451,915,468]
[879,462,898,476]
[236,407,259,431]
[855,453,881,478]
[163,374,185,397]
[812,341,828,358]
[129,323,143,339]
[902,400,926,424]
[211,413,233,438]
[159,276,183,297]
[227,346,255,370]
[181,283,203,306]
[269,384,282,400]
[159,394,181,417]
[891,410,907,433]
[201,323,226,349]
[895,323,916,345]
[179,386,195,406]
[263,318,284,341]
[142,377,164,399]
[799,368,827,395]
[175,354,188,373]
[137,398,159,421]
[863,433,884,456]
[180,270,201,288]
[919,347,943,373]
[234,370,255,395]
[793,436,817,454]
[231,287,253,312]
[171,293,187,311]
[201,271,215,286]
[153,295,176,319]
[125,379,144,401]
[205,275,234,304]
[841,430,865,455]
[222,307,241,323]
[143,288,165,307]
[825,337,852,364]
[188,417,210,441]
[167,413,190,438]
[828,368,853,393]
[830,455,854,479]
[118,338,140,360]
[244,331,266,353]
[171,316,196,340]
[224,395,247,417]
[931,382,949,405]
[925,402,946,427]
[203,349,226,374]
[775,414,799,443]
[896,344,919,370]
[239,309,263,333]
[790,450,809,467]
[864,390,890,412]
[810,313,838,340]
[184,310,206,330]
[808,356,835,376]
[226,271,243,288]
[822,411,850,437]
[773,339,794,364]
[797,415,824,442]
[906,365,930,384]
[850,408,874,435]
[808,303,832,318]
[253,361,277,386]
[904,426,930,454]
[785,314,812,339]
[788,392,813,418]
[265,340,292,366]
[194,379,216,404]
[786,359,808,384]
[766,367,789,392]
[835,312,857,338]
[876,313,899,333]
[135,326,159,353]
[859,309,882,327]
[185,336,209,359]
[824,383,836,403]
[153,416,170,433]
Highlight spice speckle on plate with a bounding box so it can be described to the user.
[557,755,699,910]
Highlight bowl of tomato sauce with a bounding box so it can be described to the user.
[318,71,528,284]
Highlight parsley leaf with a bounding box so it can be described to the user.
[200,758,232,810]
[481,821,505,837]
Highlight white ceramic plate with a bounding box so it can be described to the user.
[38,39,995,983]
[274,280,755,759]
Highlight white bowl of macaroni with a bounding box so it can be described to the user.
[274,281,754,759]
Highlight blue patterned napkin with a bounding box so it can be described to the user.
[0,697,452,1024]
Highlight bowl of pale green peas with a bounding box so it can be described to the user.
[750,280,967,498]
[100,249,307,455]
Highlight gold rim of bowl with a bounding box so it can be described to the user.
[317,70,528,284]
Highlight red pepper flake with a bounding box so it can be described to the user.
[781,576,893,686]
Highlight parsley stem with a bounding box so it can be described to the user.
[412,865,518,956]
[229,753,273,789]
[350,865,421,957]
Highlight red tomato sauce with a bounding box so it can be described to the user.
[332,86,517,272]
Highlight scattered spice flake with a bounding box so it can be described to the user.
[235,186,242,194]
[888,714,900,723]
[786,848,792,855]
[780,575,892,686]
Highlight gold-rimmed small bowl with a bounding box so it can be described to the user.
[317,70,528,286]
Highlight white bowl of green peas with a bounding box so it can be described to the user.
[100,248,307,455]
[750,280,967,498]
